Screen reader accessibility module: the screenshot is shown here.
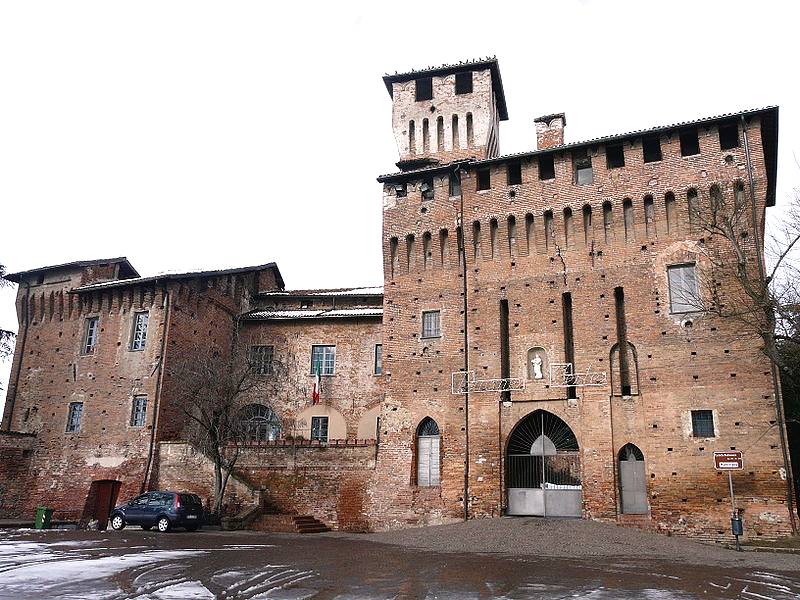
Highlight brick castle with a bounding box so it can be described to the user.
[1,57,795,540]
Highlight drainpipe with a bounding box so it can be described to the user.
[142,287,172,493]
[3,281,30,431]
[741,115,797,533]
[456,164,471,521]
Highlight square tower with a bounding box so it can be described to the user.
[383,58,508,169]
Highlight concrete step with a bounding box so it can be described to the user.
[292,515,330,534]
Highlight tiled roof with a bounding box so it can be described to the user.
[242,307,383,321]
[6,257,139,283]
[259,286,383,298]
[382,56,508,121]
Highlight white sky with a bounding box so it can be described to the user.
[1,0,799,404]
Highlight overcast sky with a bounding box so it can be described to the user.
[1,0,799,403]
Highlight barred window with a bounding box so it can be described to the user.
[311,345,336,376]
[130,395,147,427]
[691,410,715,437]
[422,310,441,338]
[374,344,383,375]
[83,317,99,354]
[66,402,83,433]
[667,264,699,314]
[250,345,274,375]
[311,416,329,442]
[130,311,149,351]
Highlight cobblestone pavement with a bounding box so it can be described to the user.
[0,520,798,599]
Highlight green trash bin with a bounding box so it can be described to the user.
[35,507,54,530]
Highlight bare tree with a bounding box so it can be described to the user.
[0,264,16,361]
[169,345,258,517]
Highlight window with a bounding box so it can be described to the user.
[449,173,461,197]
[394,183,407,198]
[66,402,83,433]
[476,168,491,191]
[83,317,99,354]
[421,177,434,201]
[719,121,739,150]
[507,161,522,185]
[422,310,441,338]
[538,154,555,180]
[691,410,715,437]
[239,404,281,442]
[311,345,336,375]
[374,344,383,375]
[642,137,662,163]
[250,345,274,375]
[415,77,433,101]
[667,263,700,314]
[606,144,625,169]
[574,154,593,186]
[416,417,441,486]
[130,311,149,351]
[679,128,700,157]
[130,395,147,427]
[300,300,313,309]
[455,71,473,94]
[311,416,329,442]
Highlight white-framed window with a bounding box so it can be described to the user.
[311,416,329,442]
[130,395,147,427]
[374,344,383,375]
[83,317,99,354]
[66,402,83,433]
[250,345,274,375]
[691,410,715,437]
[667,263,700,314]
[422,310,441,338]
[416,417,441,486]
[311,345,336,376]
[130,311,149,351]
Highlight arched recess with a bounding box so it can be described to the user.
[618,443,648,514]
[296,404,347,442]
[506,410,581,517]
[416,417,441,486]
[356,405,381,439]
[610,341,639,396]
[239,404,282,442]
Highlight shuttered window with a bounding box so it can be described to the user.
[667,264,699,314]
[416,417,441,486]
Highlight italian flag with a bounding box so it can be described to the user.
[312,365,321,405]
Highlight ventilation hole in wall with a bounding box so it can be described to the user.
[418,278,423,283]
[735,422,741,426]
[647,354,652,359]
[690,351,697,356]
[514,323,519,327]
[650,473,656,479]
[433,387,438,392]
[474,268,479,273]
[421,206,428,214]
[640,245,647,251]
[552,320,557,324]
[661,331,667,336]
[668,448,673,451]
[653,424,658,428]
[602,335,608,340]
[730,373,736,377]
[769,420,776,425]
[604,314,609,319]
[770,445,778,450]
[509,190,516,198]
[511,261,516,267]
[475,326,480,331]
[649,377,657,381]
[413,390,417,393]
[699,447,704,451]
[654,310,660,314]
[711,327,717,331]
[763,371,770,376]
[600,294,605,299]
[438,370,443,374]
[549,299,555,304]
[525,283,530,287]
[672,472,677,476]
[692,375,699,380]
[415,371,421,375]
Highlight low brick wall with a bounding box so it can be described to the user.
[0,431,36,519]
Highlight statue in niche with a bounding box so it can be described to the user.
[531,353,544,380]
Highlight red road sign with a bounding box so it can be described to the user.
[714,451,744,470]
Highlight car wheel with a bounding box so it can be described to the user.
[157,516,171,533]
[110,515,125,531]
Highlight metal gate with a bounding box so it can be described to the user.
[506,410,582,517]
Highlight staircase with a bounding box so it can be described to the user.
[292,515,331,534]
[251,512,331,534]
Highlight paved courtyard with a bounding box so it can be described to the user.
[0,518,798,599]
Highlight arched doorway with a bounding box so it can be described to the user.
[619,443,648,514]
[416,417,441,487]
[506,410,581,517]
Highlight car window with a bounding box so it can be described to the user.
[147,493,172,507]
[180,494,201,506]
[131,495,148,506]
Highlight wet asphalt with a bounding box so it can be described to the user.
[0,522,799,599]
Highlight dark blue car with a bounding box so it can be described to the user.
[110,491,203,532]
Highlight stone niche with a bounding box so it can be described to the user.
[526,347,548,381]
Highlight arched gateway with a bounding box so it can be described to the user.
[506,410,582,517]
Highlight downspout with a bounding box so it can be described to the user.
[456,164,470,521]
[3,282,30,431]
[741,115,798,532]
[142,287,172,493]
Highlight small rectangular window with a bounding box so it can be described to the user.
[421,177,434,201]
[538,154,555,180]
[130,395,147,427]
[422,310,441,338]
[83,317,99,354]
[311,416,329,442]
[449,174,461,197]
[691,410,715,437]
[394,183,407,198]
[250,345,274,375]
[476,169,491,191]
[455,71,473,95]
[718,121,740,150]
[415,77,433,101]
[300,300,313,309]
[374,344,383,375]
[507,162,522,185]
[66,402,83,433]
[574,153,593,186]
[679,128,700,157]
[642,137,662,163]
[606,144,625,169]
[667,263,700,314]
[130,311,149,351]
[311,345,336,375]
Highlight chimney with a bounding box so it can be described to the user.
[534,113,567,150]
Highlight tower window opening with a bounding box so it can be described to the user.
[606,144,625,169]
[538,154,555,180]
[455,71,473,95]
[680,128,700,157]
[719,120,740,150]
[477,168,491,191]
[415,77,433,101]
[642,137,662,163]
[507,161,522,185]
